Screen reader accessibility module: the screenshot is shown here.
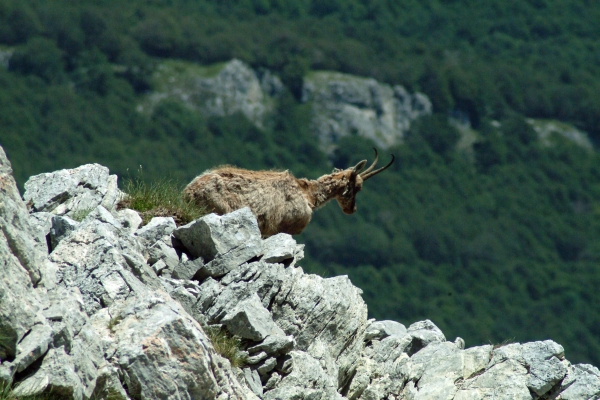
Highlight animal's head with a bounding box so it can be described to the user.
[335,148,395,214]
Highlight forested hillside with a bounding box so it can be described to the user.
[1,0,600,365]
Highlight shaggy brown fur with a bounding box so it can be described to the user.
[184,150,394,237]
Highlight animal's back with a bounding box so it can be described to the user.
[184,167,312,236]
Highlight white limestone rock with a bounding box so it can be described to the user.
[521,340,567,396]
[303,71,432,153]
[365,320,408,341]
[407,320,446,352]
[4,152,600,400]
[115,208,142,234]
[263,351,344,400]
[49,218,150,315]
[221,293,286,341]
[49,215,79,251]
[29,211,54,254]
[0,147,48,363]
[261,233,304,265]
[173,207,262,278]
[23,163,122,217]
[560,363,600,399]
[109,291,258,400]
[146,59,283,128]
[11,347,85,400]
[134,216,176,245]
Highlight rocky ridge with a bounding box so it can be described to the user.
[1,147,599,400]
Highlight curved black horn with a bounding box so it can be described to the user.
[360,148,380,176]
[361,154,394,181]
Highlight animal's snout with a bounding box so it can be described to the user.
[343,205,357,214]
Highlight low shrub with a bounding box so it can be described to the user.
[204,326,246,368]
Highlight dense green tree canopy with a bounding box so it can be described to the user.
[1,0,600,365]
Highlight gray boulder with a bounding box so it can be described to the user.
[261,232,305,266]
[221,293,286,341]
[23,163,122,217]
[11,323,53,374]
[192,259,367,389]
[173,207,262,278]
[560,364,600,399]
[4,152,600,400]
[115,208,142,234]
[49,215,79,251]
[521,340,567,396]
[134,216,176,245]
[248,334,295,357]
[406,319,446,354]
[11,347,85,399]
[365,319,408,341]
[146,238,181,278]
[171,258,204,280]
[80,205,121,228]
[264,351,345,400]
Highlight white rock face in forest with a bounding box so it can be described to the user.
[303,71,432,153]
[144,59,432,153]
[144,59,285,128]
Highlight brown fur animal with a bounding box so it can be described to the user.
[184,149,394,237]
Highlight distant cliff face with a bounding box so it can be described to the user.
[143,59,597,156]
[142,59,285,128]
[143,59,433,152]
[302,71,432,153]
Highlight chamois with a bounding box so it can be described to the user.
[184,149,394,237]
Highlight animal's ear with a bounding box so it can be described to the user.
[352,160,368,175]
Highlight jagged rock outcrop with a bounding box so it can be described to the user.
[526,118,594,150]
[302,71,432,153]
[146,59,284,128]
[1,149,599,400]
[144,59,432,153]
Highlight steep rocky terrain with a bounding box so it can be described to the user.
[1,145,599,399]
[302,71,432,153]
[140,59,432,153]
[141,59,285,129]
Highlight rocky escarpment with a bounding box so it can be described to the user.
[144,59,432,153]
[1,147,600,400]
[302,71,432,153]
[142,59,285,129]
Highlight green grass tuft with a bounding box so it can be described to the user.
[205,327,246,368]
[118,175,206,226]
[0,382,12,400]
[0,381,65,400]
[107,315,124,333]
[69,208,95,222]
